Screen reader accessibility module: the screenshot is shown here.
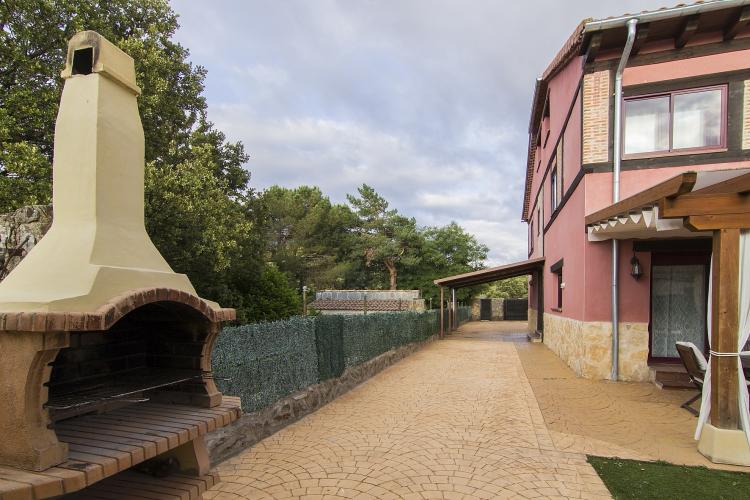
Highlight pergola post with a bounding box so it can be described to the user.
[439,287,445,339]
[696,227,749,465]
[447,288,453,333]
[710,228,740,430]
[452,288,457,330]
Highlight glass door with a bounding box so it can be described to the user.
[650,263,707,359]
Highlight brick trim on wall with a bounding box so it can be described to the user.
[582,70,610,165]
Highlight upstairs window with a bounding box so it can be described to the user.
[556,140,564,194]
[623,86,726,157]
[529,221,534,252]
[550,169,558,211]
[536,207,540,235]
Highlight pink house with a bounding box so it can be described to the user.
[520,1,750,384]
[436,1,750,465]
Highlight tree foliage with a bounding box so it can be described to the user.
[346,184,422,290]
[1,1,494,321]
[400,222,489,305]
[259,186,357,293]
[260,183,490,305]
[480,276,528,299]
[0,0,297,321]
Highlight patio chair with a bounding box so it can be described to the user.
[675,341,707,417]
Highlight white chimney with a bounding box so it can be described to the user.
[0,31,217,313]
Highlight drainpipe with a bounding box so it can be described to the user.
[611,18,638,381]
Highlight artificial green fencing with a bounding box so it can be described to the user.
[212,307,471,412]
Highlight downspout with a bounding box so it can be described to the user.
[611,18,638,381]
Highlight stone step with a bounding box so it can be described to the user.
[652,365,694,389]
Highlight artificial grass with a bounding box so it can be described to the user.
[588,456,750,500]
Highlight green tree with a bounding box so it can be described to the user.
[260,185,357,292]
[400,222,489,306]
[347,184,422,290]
[242,264,302,322]
[0,0,296,322]
[143,146,263,323]
[480,276,528,299]
[0,0,250,208]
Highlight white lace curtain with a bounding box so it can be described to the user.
[695,229,750,446]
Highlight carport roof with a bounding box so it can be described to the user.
[433,257,545,289]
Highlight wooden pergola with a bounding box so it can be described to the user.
[586,168,750,463]
[433,258,545,338]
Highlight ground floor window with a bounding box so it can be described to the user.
[550,259,563,310]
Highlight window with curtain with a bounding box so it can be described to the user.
[651,264,707,359]
[623,86,726,157]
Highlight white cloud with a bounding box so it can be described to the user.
[172,0,672,266]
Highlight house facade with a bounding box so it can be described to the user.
[524,1,750,382]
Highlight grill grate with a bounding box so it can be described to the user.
[46,368,220,412]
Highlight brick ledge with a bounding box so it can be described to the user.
[0,287,236,332]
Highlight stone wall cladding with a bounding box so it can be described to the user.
[528,308,538,333]
[582,70,611,164]
[0,205,52,280]
[470,298,505,320]
[492,299,503,320]
[471,300,481,320]
[543,313,649,382]
[743,80,750,149]
[205,336,435,464]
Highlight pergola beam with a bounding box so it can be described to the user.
[660,193,750,218]
[585,172,696,226]
[685,213,750,231]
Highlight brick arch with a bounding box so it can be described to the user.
[0,287,235,332]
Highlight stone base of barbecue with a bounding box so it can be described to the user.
[0,330,69,471]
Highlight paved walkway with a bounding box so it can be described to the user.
[515,333,737,470]
[206,322,611,499]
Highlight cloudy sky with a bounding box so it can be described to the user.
[171,0,668,265]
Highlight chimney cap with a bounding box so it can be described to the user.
[60,30,141,95]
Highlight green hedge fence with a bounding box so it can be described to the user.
[212,307,471,412]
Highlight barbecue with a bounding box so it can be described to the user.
[0,31,241,500]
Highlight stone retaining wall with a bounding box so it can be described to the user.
[543,313,649,382]
[206,336,435,464]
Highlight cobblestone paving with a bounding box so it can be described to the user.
[515,332,748,470]
[206,322,611,499]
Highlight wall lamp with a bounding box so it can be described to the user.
[630,255,643,280]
